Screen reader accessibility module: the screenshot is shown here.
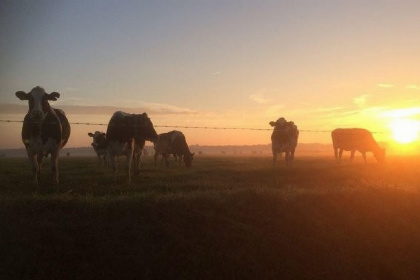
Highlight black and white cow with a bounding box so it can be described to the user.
[15,86,71,185]
[331,128,385,163]
[154,130,194,167]
[106,111,158,183]
[88,131,108,165]
[269,117,299,165]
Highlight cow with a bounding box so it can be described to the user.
[331,128,385,163]
[270,117,299,166]
[15,86,71,185]
[106,111,158,183]
[88,131,108,165]
[154,130,194,167]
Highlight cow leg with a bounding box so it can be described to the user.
[350,150,355,162]
[338,149,344,162]
[334,148,338,163]
[133,151,142,176]
[164,154,170,167]
[26,149,40,185]
[362,152,367,163]
[272,150,277,165]
[108,148,118,182]
[178,155,182,167]
[50,151,60,185]
[126,141,134,183]
[285,151,290,166]
[154,151,159,166]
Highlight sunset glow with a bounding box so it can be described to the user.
[390,119,420,144]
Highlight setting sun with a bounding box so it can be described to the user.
[390,119,420,144]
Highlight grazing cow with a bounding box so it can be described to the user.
[270,118,299,165]
[106,111,158,182]
[15,86,71,185]
[154,130,194,167]
[331,128,385,163]
[88,131,108,165]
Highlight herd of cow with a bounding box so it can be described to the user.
[14,86,386,185]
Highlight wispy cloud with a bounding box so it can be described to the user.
[315,106,344,113]
[353,94,369,107]
[379,107,420,118]
[406,84,420,90]
[378,84,395,88]
[0,102,198,116]
[249,93,270,104]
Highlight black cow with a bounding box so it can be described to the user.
[15,86,71,185]
[88,131,108,165]
[331,128,385,163]
[269,117,299,165]
[154,130,194,167]
[106,111,158,182]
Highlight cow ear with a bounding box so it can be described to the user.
[88,133,94,137]
[269,121,276,127]
[15,91,29,100]
[48,92,60,101]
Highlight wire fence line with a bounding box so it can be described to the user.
[0,119,385,134]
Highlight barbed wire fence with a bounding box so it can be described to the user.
[0,119,387,134]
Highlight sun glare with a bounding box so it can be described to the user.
[390,119,420,144]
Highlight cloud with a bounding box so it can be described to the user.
[406,84,420,90]
[249,93,270,104]
[378,84,395,88]
[353,94,369,107]
[0,102,198,116]
[315,106,344,113]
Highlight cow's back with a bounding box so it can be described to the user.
[106,112,134,142]
[332,128,376,152]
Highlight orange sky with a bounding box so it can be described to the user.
[1,1,419,153]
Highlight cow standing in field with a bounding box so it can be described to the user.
[154,130,194,167]
[331,128,385,163]
[106,111,158,183]
[15,86,71,185]
[270,118,299,165]
[88,131,108,165]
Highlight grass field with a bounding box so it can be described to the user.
[1,154,420,280]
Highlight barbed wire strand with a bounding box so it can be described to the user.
[0,119,385,134]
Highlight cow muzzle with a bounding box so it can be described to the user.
[29,110,45,122]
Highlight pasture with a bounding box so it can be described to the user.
[1,154,420,280]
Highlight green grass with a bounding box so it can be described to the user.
[1,155,420,279]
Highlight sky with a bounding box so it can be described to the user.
[1,0,420,150]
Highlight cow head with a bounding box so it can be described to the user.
[88,131,107,149]
[16,86,60,121]
[134,113,158,142]
[183,152,195,167]
[269,117,287,129]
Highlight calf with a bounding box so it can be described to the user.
[270,118,299,165]
[331,128,385,163]
[106,111,158,182]
[15,86,71,185]
[88,131,108,165]
[154,130,194,167]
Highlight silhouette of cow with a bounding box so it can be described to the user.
[154,130,194,167]
[88,131,108,165]
[270,118,299,165]
[331,128,385,163]
[106,111,158,182]
[15,86,71,185]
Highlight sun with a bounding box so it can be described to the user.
[390,119,420,144]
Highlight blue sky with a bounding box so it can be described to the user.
[1,0,420,148]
